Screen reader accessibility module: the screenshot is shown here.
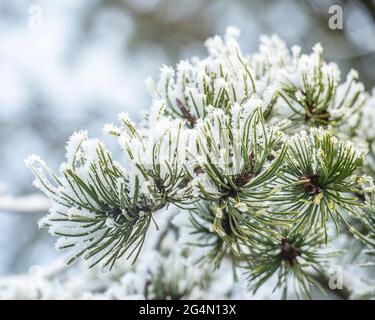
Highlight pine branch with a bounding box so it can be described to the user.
[24,26,375,299]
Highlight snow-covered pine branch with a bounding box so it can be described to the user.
[24,26,375,299]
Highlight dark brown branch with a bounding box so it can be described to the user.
[309,272,352,300]
[176,98,197,128]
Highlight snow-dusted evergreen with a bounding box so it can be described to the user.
[13,27,375,299]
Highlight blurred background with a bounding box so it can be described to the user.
[0,0,374,276]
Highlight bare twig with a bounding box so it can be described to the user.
[0,193,51,214]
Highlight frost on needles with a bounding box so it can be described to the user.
[25,26,375,298]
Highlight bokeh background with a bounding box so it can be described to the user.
[0,0,374,276]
